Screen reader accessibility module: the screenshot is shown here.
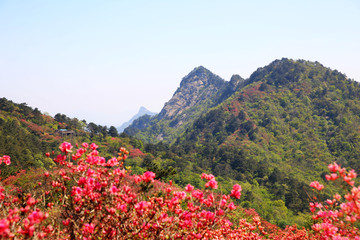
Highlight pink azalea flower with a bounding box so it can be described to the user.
[142,171,156,182]
[185,184,194,192]
[90,143,98,150]
[310,181,324,191]
[110,185,118,194]
[59,142,72,153]
[205,179,218,189]
[3,155,11,165]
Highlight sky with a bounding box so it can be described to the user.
[1,0,359,127]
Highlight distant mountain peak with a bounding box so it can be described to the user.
[138,106,153,115]
[117,107,156,133]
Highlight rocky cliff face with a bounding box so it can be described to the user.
[158,66,226,120]
[124,66,244,143]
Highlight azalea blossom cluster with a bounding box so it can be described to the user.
[201,173,218,189]
[0,155,10,166]
[0,174,51,239]
[1,143,360,239]
[309,162,360,239]
[0,142,270,239]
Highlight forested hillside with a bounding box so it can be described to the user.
[0,98,149,178]
[126,59,360,226]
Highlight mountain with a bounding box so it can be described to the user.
[167,58,360,214]
[124,66,245,143]
[130,58,360,225]
[117,106,156,133]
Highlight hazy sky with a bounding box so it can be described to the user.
[1,0,359,126]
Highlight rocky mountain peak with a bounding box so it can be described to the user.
[158,66,226,120]
[180,66,212,86]
[229,74,245,90]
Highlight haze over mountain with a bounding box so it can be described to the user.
[117,106,156,133]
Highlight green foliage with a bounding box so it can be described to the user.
[142,155,176,181]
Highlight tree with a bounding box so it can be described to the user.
[108,126,119,137]
[54,113,68,124]
[86,122,98,136]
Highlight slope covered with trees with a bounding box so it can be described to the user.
[166,59,360,222]
[0,98,150,179]
[125,59,360,226]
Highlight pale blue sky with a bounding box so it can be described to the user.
[1,0,359,126]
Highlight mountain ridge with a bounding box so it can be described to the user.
[124,66,244,142]
[167,58,360,215]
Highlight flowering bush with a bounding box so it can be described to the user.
[0,142,359,239]
[0,142,267,239]
[309,162,360,239]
